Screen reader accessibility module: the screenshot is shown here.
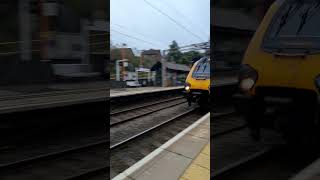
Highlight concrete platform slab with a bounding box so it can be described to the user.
[0,81,108,114]
[113,113,210,180]
[290,158,320,180]
[0,89,108,114]
[187,124,210,140]
[131,150,192,180]
[180,143,210,180]
[110,86,183,98]
[181,164,210,180]
[166,134,208,159]
[192,151,210,169]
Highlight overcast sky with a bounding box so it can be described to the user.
[110,0,210,51]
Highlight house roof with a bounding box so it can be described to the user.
[142,49,161,56]
[110,48,135,59]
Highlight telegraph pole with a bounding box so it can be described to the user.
[140,52,144,68]
[161,50,167,87]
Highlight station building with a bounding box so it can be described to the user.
[0,0,108,85]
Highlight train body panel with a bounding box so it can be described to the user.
[185,61,210,92]
[242,0,320,95]
[237,0,320,142]
[184,57,210,108]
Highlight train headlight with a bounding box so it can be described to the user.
[240,78,255,91]
[185,82,191,92]
[239,64,258,92]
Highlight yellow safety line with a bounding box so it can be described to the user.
[180,143,210,180]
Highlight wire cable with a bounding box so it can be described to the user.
[160,0,209,38]
[111,23,168,47]
[142,0,205,42]
[111,28,163,47]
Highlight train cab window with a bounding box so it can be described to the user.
[192,58,210,79]
[262,0,320,52]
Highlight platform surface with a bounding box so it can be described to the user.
[110,86,183,98]
[111,77,238,98]
[180,143,210,180]
[290,158,320,180]
[0,77,238,114]
[0,81,108,114]
[113,113,210,180]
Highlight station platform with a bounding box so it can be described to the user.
[0,77,238,114]
[110,86,183,98]
[180,143,210,180]
[113,113,210,180]
[0,81,108,114]
[111,77,238,98]
[290,158,320,180]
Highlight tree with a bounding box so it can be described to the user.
[167,41,183,63]
[180,51,202,65]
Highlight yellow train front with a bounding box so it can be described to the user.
[184,57,210,108]
[235,0,320,144]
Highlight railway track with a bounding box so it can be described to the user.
[110,96,184,115]
[110,107,206,178]
[0,95,107,179]
[211,107,320,180]
[212,110,246,138]
[0,140,108,179]
[110,96,186,126]
[211,106,285,179]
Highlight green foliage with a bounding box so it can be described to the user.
[166,40,204,65]
[167,41,183,63]
[180,51,202,65]
[128,56,140,71]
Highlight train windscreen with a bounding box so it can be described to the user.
[192,58,210,79]
[262,0,320,52]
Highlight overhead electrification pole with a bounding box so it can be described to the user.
[161,50,167,87]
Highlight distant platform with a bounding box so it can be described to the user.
[111,77,238,98]
[110,86,184,98]
[0,77,238,114]
[0,81,108,114]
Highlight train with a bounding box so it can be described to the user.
[184,57,210,108]
[235,0,320,145]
